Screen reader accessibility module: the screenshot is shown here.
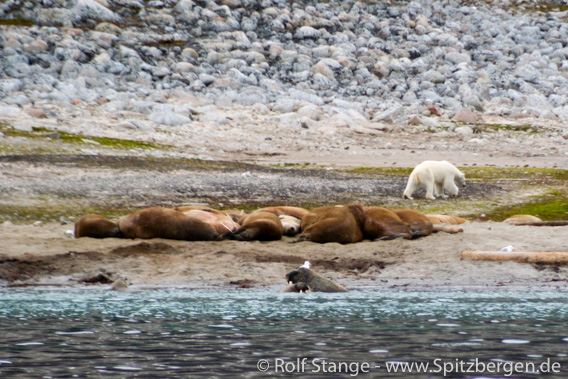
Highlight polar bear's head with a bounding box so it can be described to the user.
[456,171,466,187]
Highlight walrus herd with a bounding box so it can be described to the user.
[75,206,556,294]
[74,204,467,243]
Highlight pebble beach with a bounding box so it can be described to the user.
[1,0,568,167]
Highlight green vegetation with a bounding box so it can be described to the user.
[0,202,140,224]
[461,167,568,181]
[346,167,412,176]
[1,126,161,151]
[483,190,568,221]
[0,19,34,27]
[476,123,540,134]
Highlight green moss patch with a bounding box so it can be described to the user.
[0,19,35,27]
[0,125,164,151]
[346,167,413,176]
[482,190,568,221]
[461,167,568,181]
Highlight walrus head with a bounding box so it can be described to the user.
[279,281,310,293]
[285,268,308,287]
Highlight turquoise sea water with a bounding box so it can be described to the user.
[1,287,567,378]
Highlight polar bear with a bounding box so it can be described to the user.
[403,160,465,200]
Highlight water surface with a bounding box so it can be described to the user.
[1,287,567,377]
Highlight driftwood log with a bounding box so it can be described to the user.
[433,225,463,234]
[508,221,568,227]
[461,251,568,264]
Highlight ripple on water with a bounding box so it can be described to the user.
[501,339,531,344]
[113,366,143,371]
[55,331,94,335]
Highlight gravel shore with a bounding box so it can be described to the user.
[1,0,568,168]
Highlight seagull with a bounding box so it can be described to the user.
[300,261,311,269]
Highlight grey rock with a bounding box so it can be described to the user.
[272,99,298,113]
[71,0,122,24]
[455,126,474,135]
[0,79,23,93]
[0,105,23,116]
[372,104,403,123]
[294,26,320,40]
[288,89,324,106]
[149,111,191,126]
[199,73,216,86]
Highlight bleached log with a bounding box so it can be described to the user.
[461,250,568,264]
[433,225,463,234]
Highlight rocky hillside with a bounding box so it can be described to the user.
[1,0,568,155]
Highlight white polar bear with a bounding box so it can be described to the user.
[403,160,465,200]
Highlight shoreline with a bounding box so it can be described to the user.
[1,220,567,290]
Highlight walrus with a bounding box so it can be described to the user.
[174,205,242,223]
[283,267,347,293]
[297,204,365,244]
[391,209,434,238]
[362,206,413,240]
[232,211,283,241]
[74,214,122,238]
[503,214,543,225]
[118,207,222,241]
[426,214,469,225]
[176,208,239,234]
[255,206,309,219]
[279,214,302,236]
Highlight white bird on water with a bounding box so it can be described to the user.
[300,261,311,269]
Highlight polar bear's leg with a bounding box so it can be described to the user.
[435,181,447,198]
[444,177,460,197]
[402,173,418,200]
[422,171,436,200]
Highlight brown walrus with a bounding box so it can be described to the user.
[283,267,347,293]
[391,209,434,239]
[174,205,243,223]
[297,204,365,244]
[118,207,222,241]
[503,214,543,225]
[176,208,239,234]
[362,206,412,240]
[426,214,469,225]
[74,214,122,238]
[232,211,283,241]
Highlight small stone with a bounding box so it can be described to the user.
[149,111,191,126]
[454,108,477,123]
[25,108,48,119]
[455,126,474,135]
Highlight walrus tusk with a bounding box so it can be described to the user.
[224,212,238,230]
[461,251,568,264]
[219,221,232,232]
